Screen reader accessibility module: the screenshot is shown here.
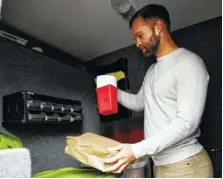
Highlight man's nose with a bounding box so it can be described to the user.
[136,39,142,48]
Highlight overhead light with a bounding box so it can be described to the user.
[0,30,28,46]
[32,47,44,53]
[110,0,136,20]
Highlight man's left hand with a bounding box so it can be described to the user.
[104,144,136,173]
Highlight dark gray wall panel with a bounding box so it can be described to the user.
[0,38,100,174]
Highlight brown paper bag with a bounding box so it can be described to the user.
[65,132,120,172]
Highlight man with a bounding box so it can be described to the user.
[104,4,213,178]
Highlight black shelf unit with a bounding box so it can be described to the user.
[2,91,83,125]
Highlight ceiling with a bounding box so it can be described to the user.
[1,0,222,61]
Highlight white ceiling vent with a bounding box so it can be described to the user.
[110,0,136,20]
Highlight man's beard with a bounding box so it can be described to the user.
[143,32,160,57]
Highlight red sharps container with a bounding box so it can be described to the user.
[96,75,118,115]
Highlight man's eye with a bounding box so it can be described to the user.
[138,34,143,39]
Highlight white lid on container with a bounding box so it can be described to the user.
[96,75,117,88]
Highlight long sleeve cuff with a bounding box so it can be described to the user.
[117,89,123,103]
[131,142,147,159]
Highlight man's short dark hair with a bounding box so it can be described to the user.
[129,4,171,32]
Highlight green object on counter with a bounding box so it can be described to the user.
[0,131,22,149]
[33,167,120,178]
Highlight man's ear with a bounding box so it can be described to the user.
[154,20,165,36]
